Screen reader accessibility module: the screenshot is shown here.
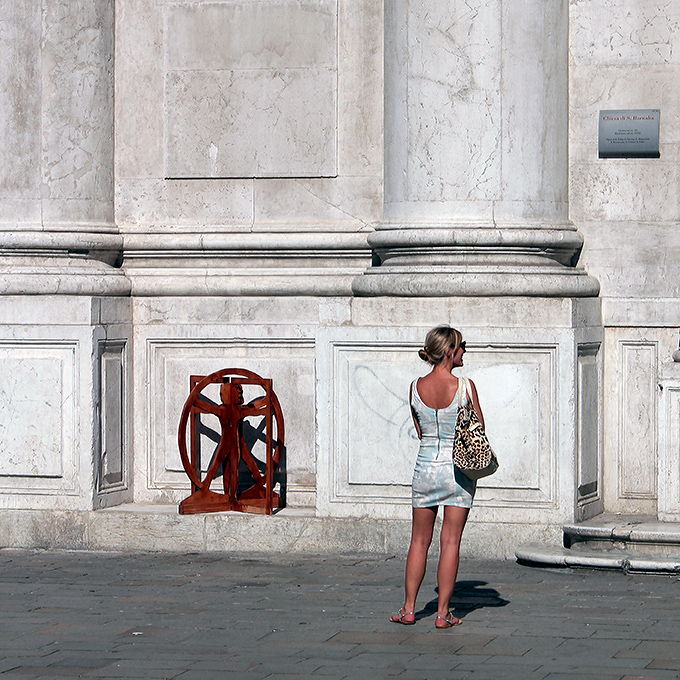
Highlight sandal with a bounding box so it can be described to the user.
[390,608,415,625]
[435,612,462,629]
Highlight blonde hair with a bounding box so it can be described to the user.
[418,325,464,366]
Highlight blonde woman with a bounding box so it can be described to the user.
[391,325,484,629]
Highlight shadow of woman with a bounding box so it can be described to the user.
[416,580,509,621]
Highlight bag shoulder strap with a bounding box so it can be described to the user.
[458,377,473,407]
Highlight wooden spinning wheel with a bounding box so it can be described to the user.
[177,368,284,515]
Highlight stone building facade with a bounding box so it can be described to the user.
[0,0,678,554]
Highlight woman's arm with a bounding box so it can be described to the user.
[468,379,485,429]
[409,383,422,439]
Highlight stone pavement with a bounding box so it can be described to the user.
[1,549,679,680]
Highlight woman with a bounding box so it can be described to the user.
[390,325,484,629]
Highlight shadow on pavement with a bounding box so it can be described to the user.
[417,580,510,621]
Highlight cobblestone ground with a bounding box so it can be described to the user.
[1,549,679,680]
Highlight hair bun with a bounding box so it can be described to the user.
[418,348,430,362]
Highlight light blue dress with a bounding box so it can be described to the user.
[410,378,476,508]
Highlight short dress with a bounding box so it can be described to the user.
[410,378,476,508]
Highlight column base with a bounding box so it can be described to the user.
[353,265,600,297]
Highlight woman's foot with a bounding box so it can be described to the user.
[390,607,415,625]
[435,612,462,628]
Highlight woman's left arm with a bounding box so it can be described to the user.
[468,379,485,429]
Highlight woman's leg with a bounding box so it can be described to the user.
[400,507,437,615]
[436,505,470,621]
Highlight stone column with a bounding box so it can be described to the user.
[0,0,128,295]
[353,0,599,296]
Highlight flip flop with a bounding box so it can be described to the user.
[435,612,462,629]
[390,608,415,625]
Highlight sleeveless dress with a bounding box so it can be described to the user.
[410,378,476,508]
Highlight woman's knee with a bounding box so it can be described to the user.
[410,531,434,552]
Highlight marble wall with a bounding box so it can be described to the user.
[0,0,678,547]
[568,0,680,521]
[570,0,680,300]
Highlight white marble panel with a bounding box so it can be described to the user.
[344,352,422,487]
[456,351,555,499]
[501,0,568,209]
[337,0,383,176]
[658,383,680,520]
[619,342,657,499]
[577,344,602,506]
[0,0,41,200]
[324,337,557,510]
[115,0,163,178]
[570,159,680,225]
[578,222,680,299]
[98,342,126,490]
[116,179,253,229]
[254,177,381,226]
[165,1,337,70]
[383,0,409,205]
[116,0,382,228]
[164,0,337,179]
[570,0,680,66]
[146,339,315,501]
[0,343,76,492]
[165,68,336,178]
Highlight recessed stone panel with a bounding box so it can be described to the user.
[321,335,557,514]
[165,1,337,71]
[0,343,77,492]
[619,341,658,499]
[658,383,680,521]
[165,68,336,178]
[577,343,602,510]
[146,338,315,501]
[98,342,126,490]
[164,0,337,179]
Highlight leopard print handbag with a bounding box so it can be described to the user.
[453,377,499,480]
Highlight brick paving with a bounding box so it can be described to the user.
[0,549,679,679]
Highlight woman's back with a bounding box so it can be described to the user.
[411,378,468,460]
[415,373,460,410]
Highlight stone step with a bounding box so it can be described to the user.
[516,513,680,573]
[515,544,680,573]
[564,514,680,556]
